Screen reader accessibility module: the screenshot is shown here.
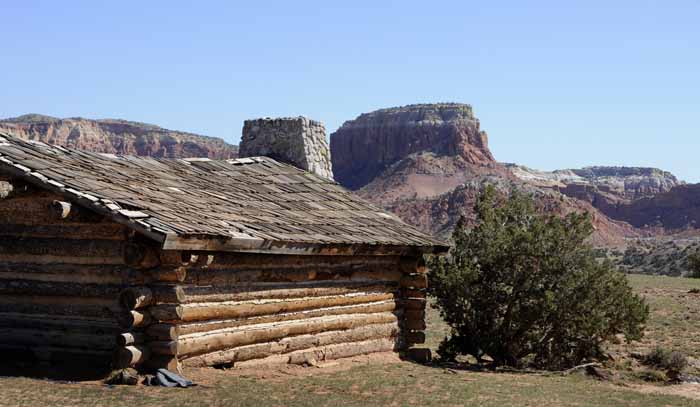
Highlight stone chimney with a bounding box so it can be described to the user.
[240,117,334,180]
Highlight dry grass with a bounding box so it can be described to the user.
[1,274,699,407]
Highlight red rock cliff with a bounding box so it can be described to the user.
[330,103,495,190]
[0,114,238,159]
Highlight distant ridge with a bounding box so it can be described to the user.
[0,114,238,159]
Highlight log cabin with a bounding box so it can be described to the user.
[0,133,448,375]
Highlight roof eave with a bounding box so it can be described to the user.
[163,233,450,256]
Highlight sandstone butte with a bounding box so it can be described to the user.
[330,103,495,190]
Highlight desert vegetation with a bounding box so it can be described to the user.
[614,239,700,277]
[428,186,649,369]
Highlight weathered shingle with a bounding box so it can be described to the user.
[0,134,447,254]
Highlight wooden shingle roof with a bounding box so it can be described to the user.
[0,133,447,255]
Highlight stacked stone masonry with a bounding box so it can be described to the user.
[241,117,334,180]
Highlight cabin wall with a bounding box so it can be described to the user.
[0,178,429,373]
[120,252,427,370]
[0,182,149,371]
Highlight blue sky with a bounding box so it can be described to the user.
[1,1,698,181]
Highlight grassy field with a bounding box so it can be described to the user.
[1,274,699,407]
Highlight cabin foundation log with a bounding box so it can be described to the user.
[184,333,400,368]
[155,312,398,357]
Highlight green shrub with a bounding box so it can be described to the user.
[428,186,649,370]
[643,347,687,372]
[687,250,700,278]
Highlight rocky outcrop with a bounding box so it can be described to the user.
[570,167,681,200]
[358,152,512,206]
[508,164,682,202]
[384,181,640,246]
[0,114,237,159]
[330,103,495,190]
[241,117,333,180]
[508,164,686,230]
[611,184,700,230]
[337,103,638,246]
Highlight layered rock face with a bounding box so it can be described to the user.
[508,164,686,230]
[332,103,637,246]
[508,165,681,202]
[0,114,237,159]
[330,103,494,190]
[611,184,700,230]
[241,117,333,180]
[570,167,681,200]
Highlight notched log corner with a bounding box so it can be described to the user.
[51,200,72,219]
[0,180,14,199]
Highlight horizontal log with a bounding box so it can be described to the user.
[150,292,396,323]
[403,318,427,331]
[182,326,400,367]
[117,310,153,329]
[400,274,428,289]
[206,253,401,269]
[404,309,425,321]
[117,332,146,346]
[0,196,104,225]
[0,254,125,266]
[148,266,187,283]
[149,340,179,355]
[120,286,154,310]
[0,223,127,240]
[151,284,186,304]
[218,338,399,369]
[0,295,119,318]
[398,298,426,310]
[0,279,123,298]
[0,344,112,362]
[172,300,397,337]
[399,257,419,274]
[172,312,399,357]
[174,280,398,304]
[0,312,119,334]
[400,288,427,299]
[0,237,125,261]
[145,324,181,341]
[123,243,160,269]
[113,345,150,368]
[0,263,143,285]
[0,328,115,350]
[187,267,402,286]
[405,331,426,345]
